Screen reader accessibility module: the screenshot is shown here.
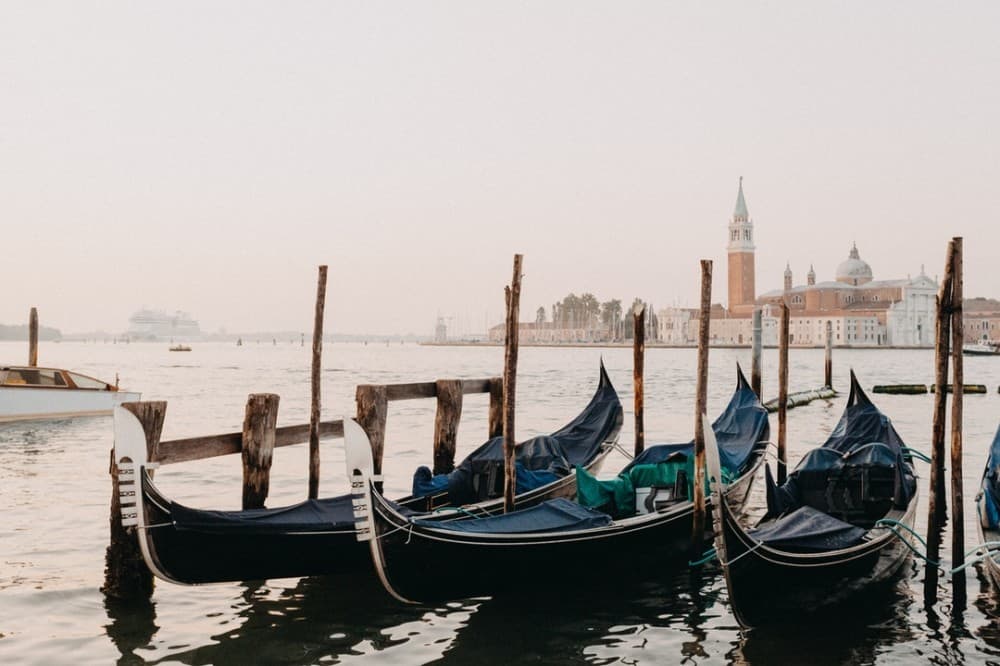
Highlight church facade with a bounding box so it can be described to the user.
[658,180,938,347]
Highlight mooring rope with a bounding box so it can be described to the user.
[873,518,944,570]
[900,447,932,463]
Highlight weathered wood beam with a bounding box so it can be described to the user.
[777,302,790,485]
[691,259,712,557]
[309,265,328,500]
[950,236,966,605]
[242,393,279,510]
[154,419,344,465]
[633,304,646,457]
[503,254,523,513]
[28,307,38,367]
[433,379,464,474]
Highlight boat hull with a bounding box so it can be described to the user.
[718,496,917,628]
[368,451,764,603]
[135,444,613,584]
[0,387,141,423]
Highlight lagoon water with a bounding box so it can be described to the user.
[3,339,1000,665]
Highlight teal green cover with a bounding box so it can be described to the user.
[576,460,735,518]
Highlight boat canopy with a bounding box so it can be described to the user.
[757,371,917,550]
[416,362,623,504]
[412,497,612,534]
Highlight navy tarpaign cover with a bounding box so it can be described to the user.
[981,423,1000,528]
[748,505,866,553]
[759,371,917,551]
[171,495,357,534]
[443,363,622,505]
[413,497,612,534]
[624,365,769,475]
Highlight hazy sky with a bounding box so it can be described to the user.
[2,2,998,335]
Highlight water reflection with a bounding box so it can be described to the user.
[104,575,476,665]
[729,575,916,666]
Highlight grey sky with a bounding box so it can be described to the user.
[2,2,997,335]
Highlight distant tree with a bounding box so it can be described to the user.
[600,299,622,338]
[536,306,546,325]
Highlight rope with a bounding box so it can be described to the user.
[873,519,943,570]
[612,442,635,460]
[901,447,931,464]
[951,541,1000,575]
[688,548,718,567]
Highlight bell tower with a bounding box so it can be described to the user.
[727,177,757,314]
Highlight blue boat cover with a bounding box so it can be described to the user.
[980,423,1000,528]
[761,371,917,544]
[748,505,866,553]
[624,365,769,475]
[171,495,357,534]
[412,497,612,534]
[442,363,622,505]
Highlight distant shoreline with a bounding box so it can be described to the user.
[419,341,936,351]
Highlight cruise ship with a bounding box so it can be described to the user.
[127,309,202,341]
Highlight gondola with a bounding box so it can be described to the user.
[709,371,918,628]
[113,363,623,584]
[975,423,1000,589]
[350,366,770,603]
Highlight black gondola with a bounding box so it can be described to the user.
[975,423,1000,589]
[709,370,919,628]
[113,363,623,584]
[350,367,770,603]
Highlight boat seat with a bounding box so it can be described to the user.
[796,460,898,528]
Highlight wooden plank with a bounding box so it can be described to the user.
[633,304,645,457]
[949,236,966,604]
[242,393,279,510]
[691,259,712,557]
[924,238,954,605]
[777,303,790,485]
[356,384,388,476]
[751,307,762,399]
[28,307,38,367]
[433,379,463,474]
[155,419,344,465]
[503,254,523,513]
[378,378,494,402]
[309,265,328,500]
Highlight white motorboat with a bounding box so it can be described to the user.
[963,341,1000,356]
[0,366,141,423]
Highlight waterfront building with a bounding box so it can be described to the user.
[662,180,937,347]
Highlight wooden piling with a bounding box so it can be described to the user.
[308,265,327,499]
[824,320,833,389]
[356,384,388,479]
[633,304,646,457]
[777,303,790,485]
[924,239,954,604]
[433,379,464,474]
[242,393,279,510]
[950,237,966,602]
[28,307,38,367]
[488,377,503,439]
[502,254,523,513]
[691,260,712,556]
[103,401,166,601]
[751,307,762,399]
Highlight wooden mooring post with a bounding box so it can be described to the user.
[356,384,389,480]
[924,238,955,604]
[633,304,646,457]
[28,307,38,367]
[502,254,524,513]
[950,237,966,604]
[433,380,463,474]
[488,378,504,438]
[308,265,327,499]
[777,303,790,485]
[691,259,712,557]
[824,320,833,389]
[103,401,166,601]
[242,393,279,509]
[751,307,762,399]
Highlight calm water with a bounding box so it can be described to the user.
[3,340,1000,665]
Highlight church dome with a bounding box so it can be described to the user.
[835,243,873,285]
